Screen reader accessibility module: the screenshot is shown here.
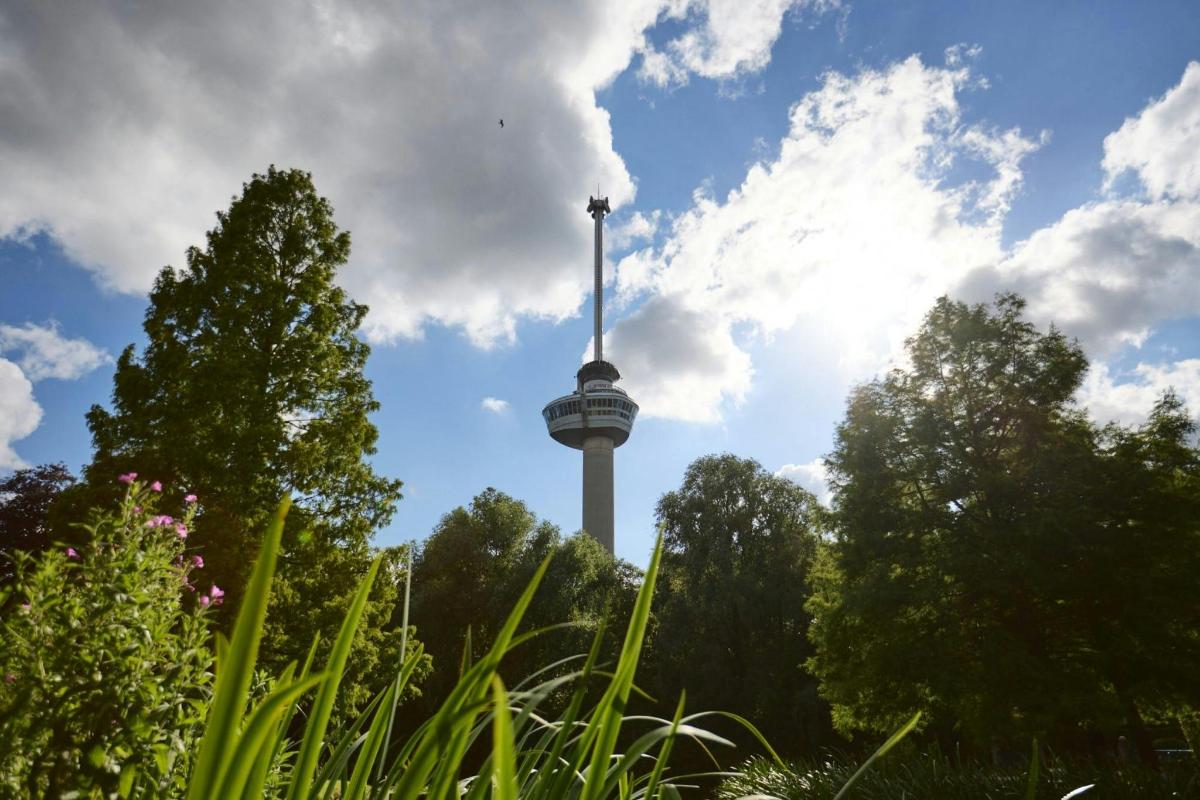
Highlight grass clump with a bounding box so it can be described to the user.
[718,750,1200,799]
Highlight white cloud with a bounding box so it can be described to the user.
[481,397,511,414]
[776,459,831,505]
[0,322,107,468]
[610,57,1200,424]
[0,359,42,470]
[607,210,662,252]
[611,55,1040,420]
[1078,360,1200,428]
[957,200,1200,356]
[601,295,752,422]
[1102,61,1200,201]
[0,0,811,351]
[639,0,841,88]
[0,321,111,381]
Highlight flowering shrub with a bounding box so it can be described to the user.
[0,478,214,798]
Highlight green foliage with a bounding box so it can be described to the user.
[410,488,639,708]
[718,750,1199,800]
[182,498,782,799]
[65,164,401,591]
[807,294,1200,754]
[0,481,213,797]
[0,462,75,583]
[263,536,430,723]
[56,165,412,712]
[648,454,830,754]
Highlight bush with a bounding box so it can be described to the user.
[0,476,214,797]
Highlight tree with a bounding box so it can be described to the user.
[54,167,413,708]
[263,536,431,722]
[807,294,1200,759]
[409,489,639,708]
[0,463,75,584]
[646,454,829,755]
[1082,393,1200,762]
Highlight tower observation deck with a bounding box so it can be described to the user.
[541,196,638,555]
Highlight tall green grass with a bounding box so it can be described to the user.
[184,501,792,798]
[717,750,1199,799]
[185,500,944,798]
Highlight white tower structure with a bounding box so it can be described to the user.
[541,196,638,555]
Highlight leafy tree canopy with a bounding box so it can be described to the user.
[0,462,75,583]
[807,294,1200,760]
[54,166,411,710]
[409,489,640,709]
[647,454,829,754]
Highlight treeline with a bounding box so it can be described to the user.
[1,168,1198,793]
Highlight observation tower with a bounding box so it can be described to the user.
[541,196,638,555]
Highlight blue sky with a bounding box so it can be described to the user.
[2,0,1199,565]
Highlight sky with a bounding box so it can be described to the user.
[2,0,1200,565]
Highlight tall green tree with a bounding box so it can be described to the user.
[56,167,414,711]
[646,454,829,755]
[1083,393,1200,762]
[807,294,1200,759]
[409,489,639,707]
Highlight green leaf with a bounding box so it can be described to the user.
[1025,738,1040,800]
[217,673,326,798]
[285,553,383,800]
[187,497,290,800]
[490,675,518,800]
[832,711,921,800]
[579,532,663,800]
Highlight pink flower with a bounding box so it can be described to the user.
[150,480,162,492]
[20,603,30,611]
[175,523,188,539]
[199,595,210,607]
[132,506,142,515]
[191,555,204,569]
[3,673,15,684]
[184,493,198,504]
[209,585,225,605]
[66,547,79,560]
[118,472,138,484]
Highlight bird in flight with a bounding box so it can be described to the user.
[498,119,504,128]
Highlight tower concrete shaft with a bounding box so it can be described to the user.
[582,435,614,554]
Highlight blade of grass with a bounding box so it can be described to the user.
[491,676,518,800]
[217,674,326,798]
[389,553,552,800]
[376,545,415,785]
[642,693,685,800]
[832,711,922,800]
[423,553,554,800]
[343,678,399,800]
[249,638,323,800]
[285,554,383,800]
[187,497,290,800]
[1025,738,1040,800]
[579,532,663,800]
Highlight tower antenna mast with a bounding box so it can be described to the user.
[588,195,610,362]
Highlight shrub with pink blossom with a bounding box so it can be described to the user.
[0,478,213,797]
